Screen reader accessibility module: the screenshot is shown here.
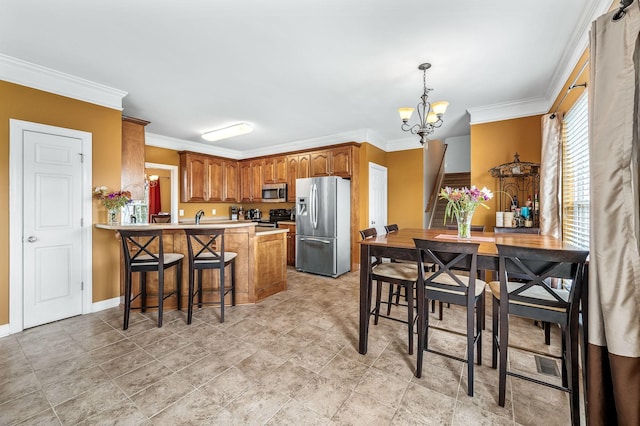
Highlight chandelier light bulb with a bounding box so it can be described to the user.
[398,108,415,122]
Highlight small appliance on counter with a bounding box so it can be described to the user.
[230,206,239,221]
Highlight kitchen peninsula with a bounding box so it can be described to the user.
[96,221,287,306]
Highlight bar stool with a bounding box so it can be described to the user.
[184,228,237,323]
[118,229,183,330]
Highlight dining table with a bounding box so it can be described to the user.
[357,228,588,356]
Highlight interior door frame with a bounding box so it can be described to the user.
[145,162,179,223]
[9,119,93,334]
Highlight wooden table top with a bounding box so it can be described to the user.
[358,228,584,257]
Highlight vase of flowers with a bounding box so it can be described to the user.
[439,186,493,239]
[94,186,132,224]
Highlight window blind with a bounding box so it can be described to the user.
[562,92,589,249]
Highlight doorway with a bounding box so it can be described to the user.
[145,162,178,223]
[368,162,388,235]
[9,120,93,332]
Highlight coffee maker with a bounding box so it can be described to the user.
[230,206,239,221]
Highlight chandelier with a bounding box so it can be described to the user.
[398,63,449,145]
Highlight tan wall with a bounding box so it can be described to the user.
[0,81,123,325]
[388,148,424,228]
[470,116,542,229]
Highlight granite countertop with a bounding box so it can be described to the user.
[95,221,288,236]
[95,221,258,231]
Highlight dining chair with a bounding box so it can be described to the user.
[413,238,486,397]
[359,227,419,354]
[494,225,551,345]
[118,229,183,330]
[184,228,237,323]
[489,244,589,426]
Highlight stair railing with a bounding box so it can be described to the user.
[425,144,448,229]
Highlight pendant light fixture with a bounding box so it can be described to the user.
[398,63,448,145]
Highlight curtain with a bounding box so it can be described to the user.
[148,178,161,217]
[588,3,640,425]
[540,113,562,238]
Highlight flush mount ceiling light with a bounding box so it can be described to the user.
[398,63,449,145]
[201,122,254,142]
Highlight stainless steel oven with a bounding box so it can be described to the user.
[262,183,287,202]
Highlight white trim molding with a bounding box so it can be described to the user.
[91,297,121,313]
[0,54,127,110]
[467,96,550,125]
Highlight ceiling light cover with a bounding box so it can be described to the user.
[201,122,254,142]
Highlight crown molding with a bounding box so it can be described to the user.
[467,96,549,125]
[385,136,426,152]
[0,54,127,110]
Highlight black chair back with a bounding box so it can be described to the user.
[184,228,226,268]
[118,229,165,271]
[385,224,399,233]
[359,227,377,240]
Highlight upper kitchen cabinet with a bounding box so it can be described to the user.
[309,146,352,178]
[240,159,264,202]
[122,116,150,200]
[179,152,239,202]
[263,156,287,184]
[286,153,309,202]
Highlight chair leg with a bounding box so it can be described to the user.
[438,301,444,320]
[466,296,475,396]
[407,283,414,355]
[387,283,395,316]
[476,293,483,366]
[219,264,225,323]
[157,268,164,327]
[230,261,236,306]
[498,300,509,407]
[431,299,435,313]
[491,295,499,369]
[374,281,383,325]
[123,270,132,330]
[176,262,182,312]
[187,266,195,325]
[141,273,147,313]
[567,322,580,426]
[544,321,551,345]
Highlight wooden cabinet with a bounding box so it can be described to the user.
[278,222,296,266]
[264,156,287,184]
[286,154,310,202]
[121,116,149,200]
[179,152,239,202]
[309,147,352,178]
[254,230,287,300]
[329,146,352,178]
[240,159,264,202]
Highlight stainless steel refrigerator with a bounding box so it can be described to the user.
[295,176,351,277]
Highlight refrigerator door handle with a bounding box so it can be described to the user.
[311,183,318,229]
[299,237,330,244]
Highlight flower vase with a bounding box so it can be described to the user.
[107,208,119,225]
[455,209,474,239]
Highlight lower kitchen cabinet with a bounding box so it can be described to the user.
[277,222,296,266]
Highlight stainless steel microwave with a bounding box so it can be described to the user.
[262,183,287,202]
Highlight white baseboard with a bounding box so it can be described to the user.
[92,297,121,313]
[0,323,10,338]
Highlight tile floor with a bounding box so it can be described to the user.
[0,268,579,425]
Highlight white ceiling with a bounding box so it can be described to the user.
[1,0,611,158]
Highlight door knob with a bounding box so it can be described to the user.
[26,236,37,243]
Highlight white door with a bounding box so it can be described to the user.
[22,129,84,328]
[368,162,388,235]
